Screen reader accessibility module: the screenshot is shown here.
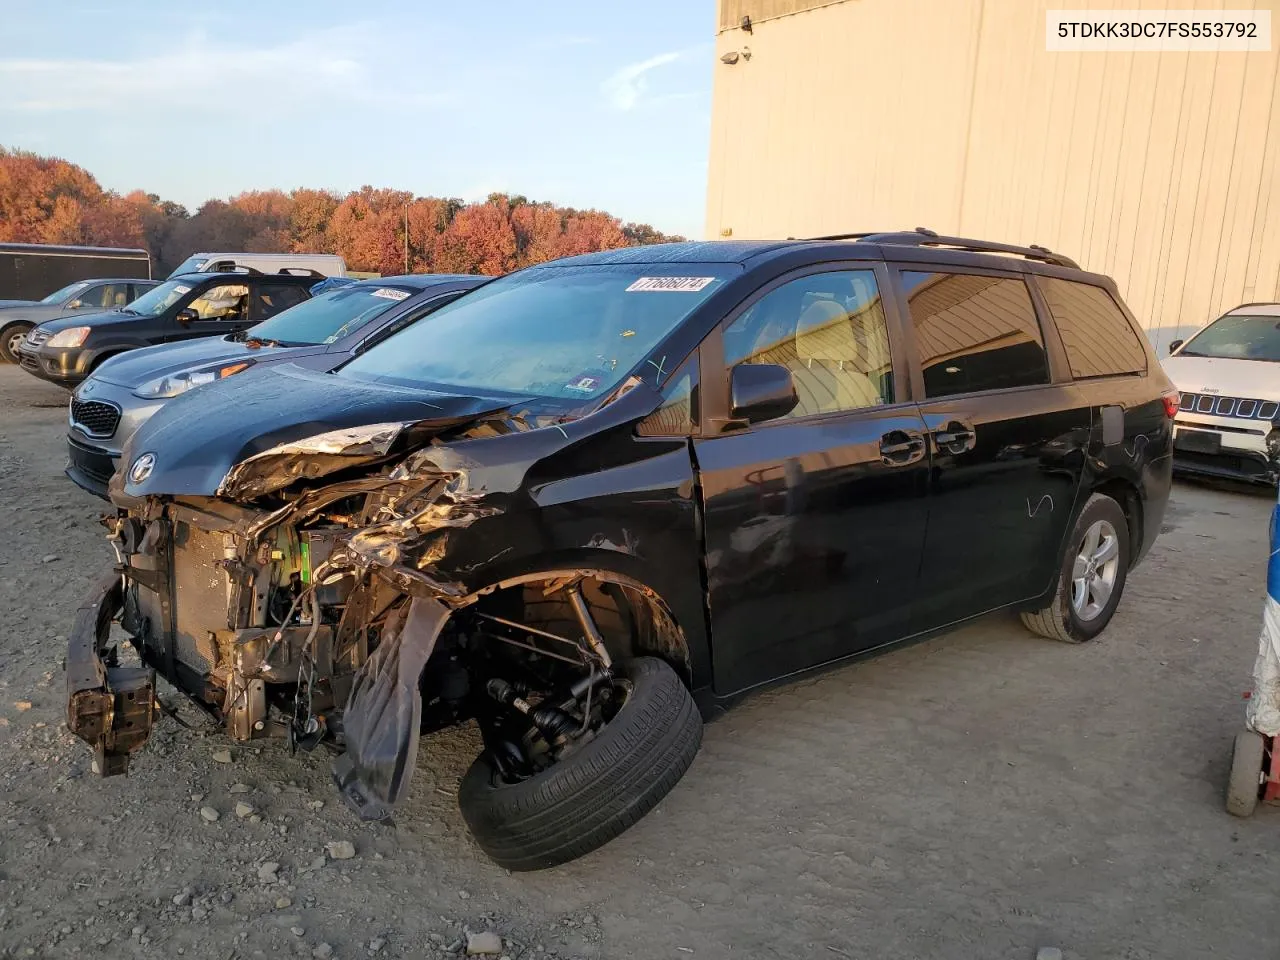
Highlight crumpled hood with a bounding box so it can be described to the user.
[92,335,319,389]
[1163,354,1280,401]
[116,364,521,500]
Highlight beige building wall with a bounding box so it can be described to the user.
[706,0,1280,348]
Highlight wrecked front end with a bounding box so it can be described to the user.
[68,420,489,811]
[65,368,692,828]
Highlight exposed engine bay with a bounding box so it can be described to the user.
[65,405,692,824]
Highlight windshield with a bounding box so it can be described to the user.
[168,255,209,278]
[341,264,735,400]
[40,281,91,304]
[1178,313,1280,362]
[125,279,195,317]
[247,284,419,346]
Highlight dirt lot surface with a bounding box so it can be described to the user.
[2,364,1280,960]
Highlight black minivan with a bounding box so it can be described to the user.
[17,268,317,387]
[67,232,1175,871]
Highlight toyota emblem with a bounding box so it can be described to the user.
[128,452,156,484]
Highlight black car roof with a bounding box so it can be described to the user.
[548,233,1111,286]
[551,242,794,266]
[355,274,487,290]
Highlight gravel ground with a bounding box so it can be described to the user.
[2,364,1280,960]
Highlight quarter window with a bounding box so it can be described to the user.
[637,357,699,436]
[1039,278,1147,378]
[724,270,893,418]
[901,272,1048,398]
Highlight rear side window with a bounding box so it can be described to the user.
[254,282,310,319]
[901,271,1049,398]
[1039,278,1147,378]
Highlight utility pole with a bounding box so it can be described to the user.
[403,203,410,274]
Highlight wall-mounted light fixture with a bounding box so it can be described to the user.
[720,51,740,65]
[741,15,752,33]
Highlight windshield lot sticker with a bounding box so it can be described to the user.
[371,288,410,301]
[625,276,716,293]
[174,284,191,295]
[565,375,601,393]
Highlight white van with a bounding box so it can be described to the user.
[168,252,347,279]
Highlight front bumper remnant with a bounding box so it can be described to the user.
[65,573,157,776]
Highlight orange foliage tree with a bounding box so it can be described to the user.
[0,146,682,275]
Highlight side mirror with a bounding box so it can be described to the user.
[176,308,198,326]
[730,363,798,425]
[1168,339,1184,355]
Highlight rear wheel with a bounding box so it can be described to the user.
[458,656,702,871]
[1,322,32,364]
[1021,493,1130,643]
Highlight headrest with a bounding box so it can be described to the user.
[796,300,858,364]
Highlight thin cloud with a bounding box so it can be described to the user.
[0,26,448,113]
[601,51,682,112]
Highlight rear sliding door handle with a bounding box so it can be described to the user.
[932,421,976,454]
[880,430,927,466]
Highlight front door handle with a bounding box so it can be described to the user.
[880,430,926,466]
[932,421,976,454]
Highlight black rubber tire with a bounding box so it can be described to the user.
[458,657,702,871]
[1020,493,1130,643]
[0,321,32,364]
[1226,729,1265,818]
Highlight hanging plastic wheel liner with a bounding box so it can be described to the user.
[332,596,452,822]
[1230,487,1280,817]
[330,572,702,866]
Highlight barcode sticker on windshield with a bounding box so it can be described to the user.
[174,285,191,295]
[626,276,716,293]
[371,288,410,301]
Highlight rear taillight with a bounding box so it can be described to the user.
[1162,391,1180,419]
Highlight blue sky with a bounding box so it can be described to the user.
[0,0,715,238]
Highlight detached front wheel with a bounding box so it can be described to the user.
[458,657,702,871]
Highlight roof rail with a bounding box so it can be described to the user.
[800,227,1080,269]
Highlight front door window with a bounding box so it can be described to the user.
[187,284,249,322]
[723,270,893,418]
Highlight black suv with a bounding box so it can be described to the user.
[17,268,318,387]
[68,232,1175,871]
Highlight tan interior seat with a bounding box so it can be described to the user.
[794,300,883,412]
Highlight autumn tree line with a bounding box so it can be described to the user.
[0,147,681,277]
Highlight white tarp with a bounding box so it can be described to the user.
[1247,515,1280,736]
